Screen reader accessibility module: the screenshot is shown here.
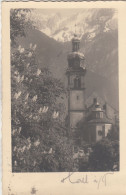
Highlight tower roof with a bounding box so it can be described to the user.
[67,33,86,70]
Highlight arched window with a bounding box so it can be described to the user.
[74,77,81,89]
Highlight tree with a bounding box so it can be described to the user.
[75,119,89,146]
[11,43,74,172]
[10,9,32,46]
[88,138,119,171]
[11,9,74,172]
[107,123,119,141]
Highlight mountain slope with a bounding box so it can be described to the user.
[17,27,119,110]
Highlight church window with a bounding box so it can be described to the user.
[100,112,103,118]
[74,77,81,89]
[96,112,103,119]
[96,112,99,118]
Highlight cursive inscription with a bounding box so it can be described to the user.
[61,172,88,184]
[97,172,114,189]
[61,172,114,189]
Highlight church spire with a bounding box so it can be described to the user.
[75,24,77,34]
[72,34,80,52]
[72,24,80,52]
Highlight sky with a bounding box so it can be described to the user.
[32,8,86,17]
[31,8,117,17]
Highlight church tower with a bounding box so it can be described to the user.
[66,34,86,136]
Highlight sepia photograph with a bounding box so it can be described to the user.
[11,8,119,173]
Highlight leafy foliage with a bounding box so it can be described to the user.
[10,9,32,46]
[107,123,119,141]
[11,10,74,172]
[88,138,119,171]
[11,44,74,172]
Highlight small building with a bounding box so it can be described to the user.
[85,92,119,124]
[87,100,112,143]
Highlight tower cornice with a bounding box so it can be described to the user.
[66,68,86,75]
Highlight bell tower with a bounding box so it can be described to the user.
[66,34,86,135]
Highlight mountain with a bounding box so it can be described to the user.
[28,9,117,42]
[27,9,118,81]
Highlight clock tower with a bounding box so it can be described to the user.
[66,34,86,136]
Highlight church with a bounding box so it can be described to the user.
[66,33,117,143]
